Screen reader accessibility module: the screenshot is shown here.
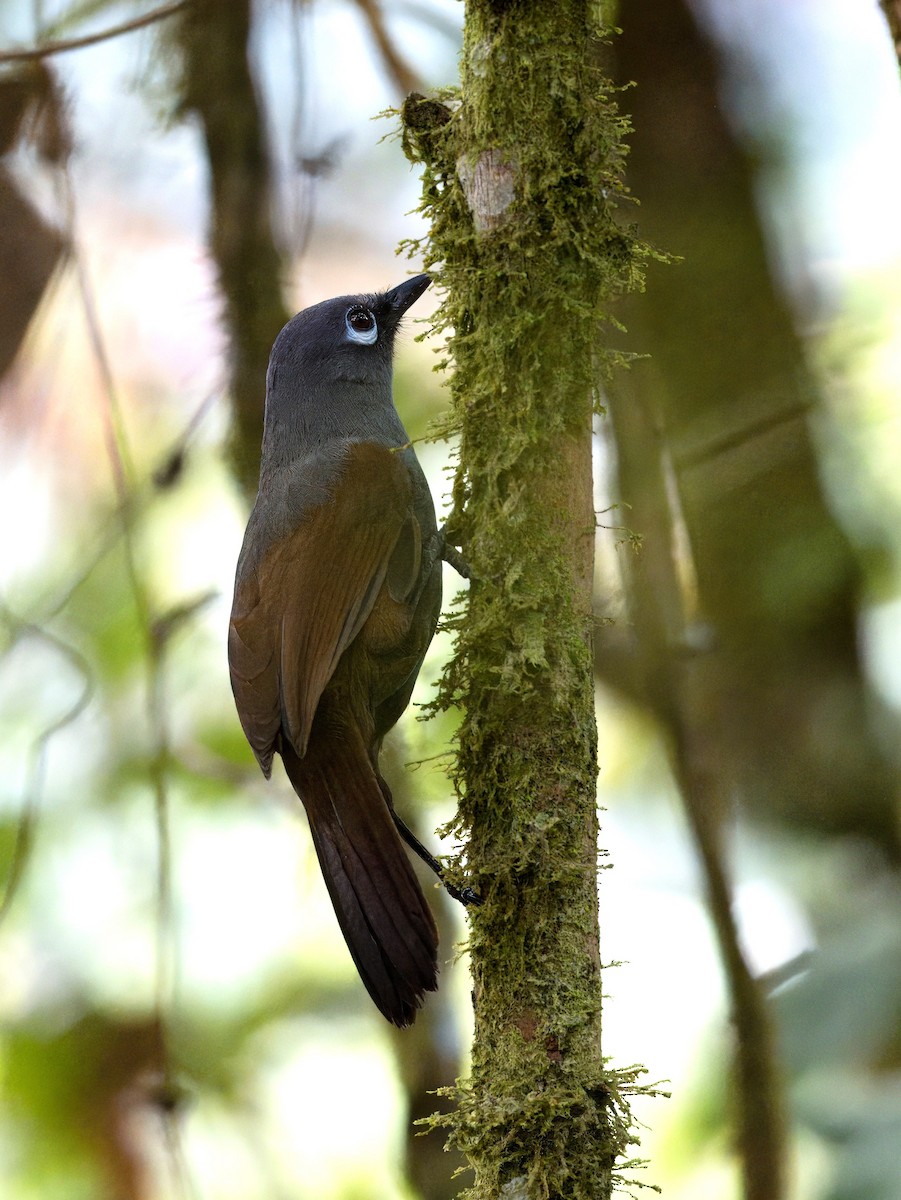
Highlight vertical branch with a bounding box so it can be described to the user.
[610,368,788,1200]
[674,740,786,1200]
[0,608,93,926]
[880,0,901,63]
[403,3,648,1195]
[381,742,470,1200]
[174,0,291,498]
[60,158,199,1197]
[615,0,899,855]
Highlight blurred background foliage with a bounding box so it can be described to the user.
[1,0,901,1198]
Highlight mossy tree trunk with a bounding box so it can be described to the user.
[403,3,647,1196]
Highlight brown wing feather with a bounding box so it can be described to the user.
[228,565,281,775]
[228,441,413,768]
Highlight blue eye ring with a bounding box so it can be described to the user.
[345,306,378,345]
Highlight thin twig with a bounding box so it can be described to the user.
[0,0,189,64]
[352,0,424,95]
[160,1110,202,1200]
[0,603,94,926]
[672,730,786,1200]
[61,153,197,1200]
[23,387,221,627]
[608,378,787,1200]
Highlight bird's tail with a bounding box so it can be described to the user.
[281,729,438,1026]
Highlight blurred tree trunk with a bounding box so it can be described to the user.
[403,2,647,1195]
[383,743,470,1200]
[880,0,901,62]
[601,0,901,1196]
[0,65,67,387]
[610,0,900,855]
[174,0,291,498]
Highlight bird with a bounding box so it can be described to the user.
[228,273,453,1026]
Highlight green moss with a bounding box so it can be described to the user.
[401,3,653,1196]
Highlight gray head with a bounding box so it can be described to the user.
[266,274,431,399]
[253,274,432,525]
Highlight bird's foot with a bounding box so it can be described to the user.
[438,526,472,580]
[443,880,483,907]
[392,811,482,908]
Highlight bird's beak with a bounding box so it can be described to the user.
[386,273,431,316]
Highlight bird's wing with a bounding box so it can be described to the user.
[228,441,418,771]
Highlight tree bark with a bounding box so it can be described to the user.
[403,3,648,1195]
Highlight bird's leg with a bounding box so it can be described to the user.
[437,525,472,580]
[391,812,482,907]
[405,526,472,613]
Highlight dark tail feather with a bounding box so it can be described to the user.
[281,732,438,1026]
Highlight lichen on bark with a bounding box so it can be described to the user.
[400,3,654,1197]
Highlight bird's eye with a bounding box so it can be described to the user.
[345,306,378,344]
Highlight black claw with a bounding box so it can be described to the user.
[440,880,483,909]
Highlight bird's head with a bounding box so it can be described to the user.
[267,274,432,393]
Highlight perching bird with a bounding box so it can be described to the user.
[228,274,451,1026]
